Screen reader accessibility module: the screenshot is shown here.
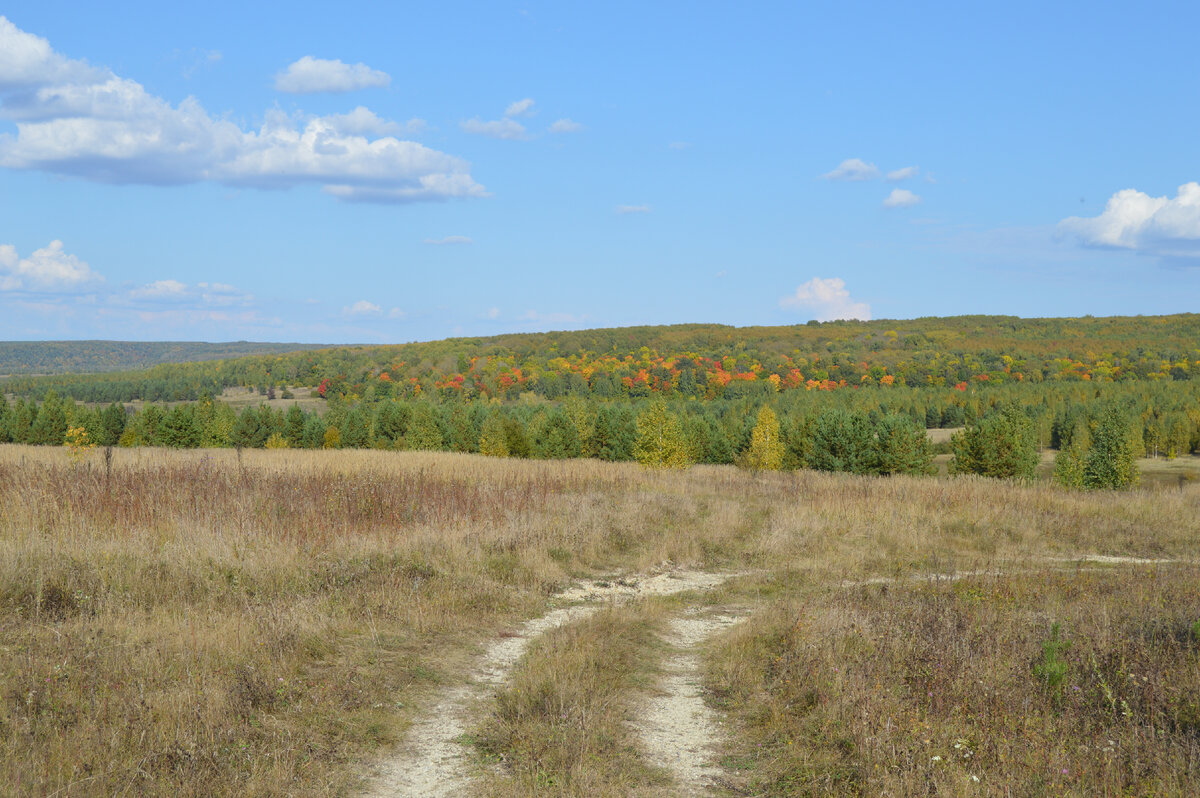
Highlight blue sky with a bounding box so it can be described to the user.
[1,1,1198,343]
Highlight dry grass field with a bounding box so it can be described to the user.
[1,444,1197,796]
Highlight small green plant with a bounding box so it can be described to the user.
[1033,622,1071,701]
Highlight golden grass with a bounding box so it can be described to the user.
[472,604,669,797]
[1,444,1198,795]
[707,566,1200,795]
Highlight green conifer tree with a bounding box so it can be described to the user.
[1082,404,1138,489]
[950,405,1039,480]
[873,413,934,476]
[284,405,306,448]
[29,391,68,446]
[405,403,443,451]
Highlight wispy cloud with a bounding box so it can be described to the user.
[519,309,585,325]
[548,118,582,133]
[128,279,252,306]
[504,98,535,118]
[461,116,526,140]
[616,204,651,214]
[886,166,919,181]
[461,98,541,140]
[274,56,390,93]
[423,235,473,245]
[780,277,871,321]
[821,158,880,181]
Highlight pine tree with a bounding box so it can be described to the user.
[98,402,127,446]
[232,407,269,448]
[873,413,934,476]
[1082,403,1138,489]
[405,403,443,451]
[160,405,201,448]
[950,405,1039,480]
[302,414,327,449]
[0,396,10,444]
[340,405,372,449]
[374,402,409,447]
[810,408,875,474]
[503,416,531,458]
[633,400,691,469]
[741,406,785,471]
[284,405,306,447]
[448,405,477,453]
[9,399,35,444]
[29,391,68,446]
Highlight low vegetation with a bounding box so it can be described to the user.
[1,444,1197,795]
[707,566,1200,795]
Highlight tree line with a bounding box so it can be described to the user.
[0,389,1161,489]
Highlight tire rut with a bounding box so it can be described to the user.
[633,609,747,797]
[361,569,738,797]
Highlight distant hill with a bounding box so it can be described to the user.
[1,314,1197,405]
[0,340,330,377]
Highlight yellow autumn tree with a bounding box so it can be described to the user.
[740,406,785,472]
[633,399,691,469]
[65,425,95,465]
[478,413,509,457]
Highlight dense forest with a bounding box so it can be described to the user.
[2,315,1198,487]
[0,340,327,377]
[2,315,1198,405]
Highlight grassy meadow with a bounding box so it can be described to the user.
[1,444,1197,796]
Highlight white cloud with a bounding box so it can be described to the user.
[668,141,691,150]
[504,98,535,118]
[886,166,919,181]
[0,240,99,290]
[0,16,104,90]
[1058,182,1200,258]
[548,118,582,133]
[821,158,880,181]
[0,18,483,204]
[780,277,871,321]
[323,106,424,137]
[388,307,405,319]
[616,204,650,214]
[485,307,500,319]
[423,235,473,245]
[274,56,390,94]
[461,116,526,140]
[344,300,382,316]
[882,188,921,208]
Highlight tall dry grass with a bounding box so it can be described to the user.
[707,566,1200,795]
[0,444,1197,795]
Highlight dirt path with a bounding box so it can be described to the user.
[633,609,746,796]
[361,569,738,797]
